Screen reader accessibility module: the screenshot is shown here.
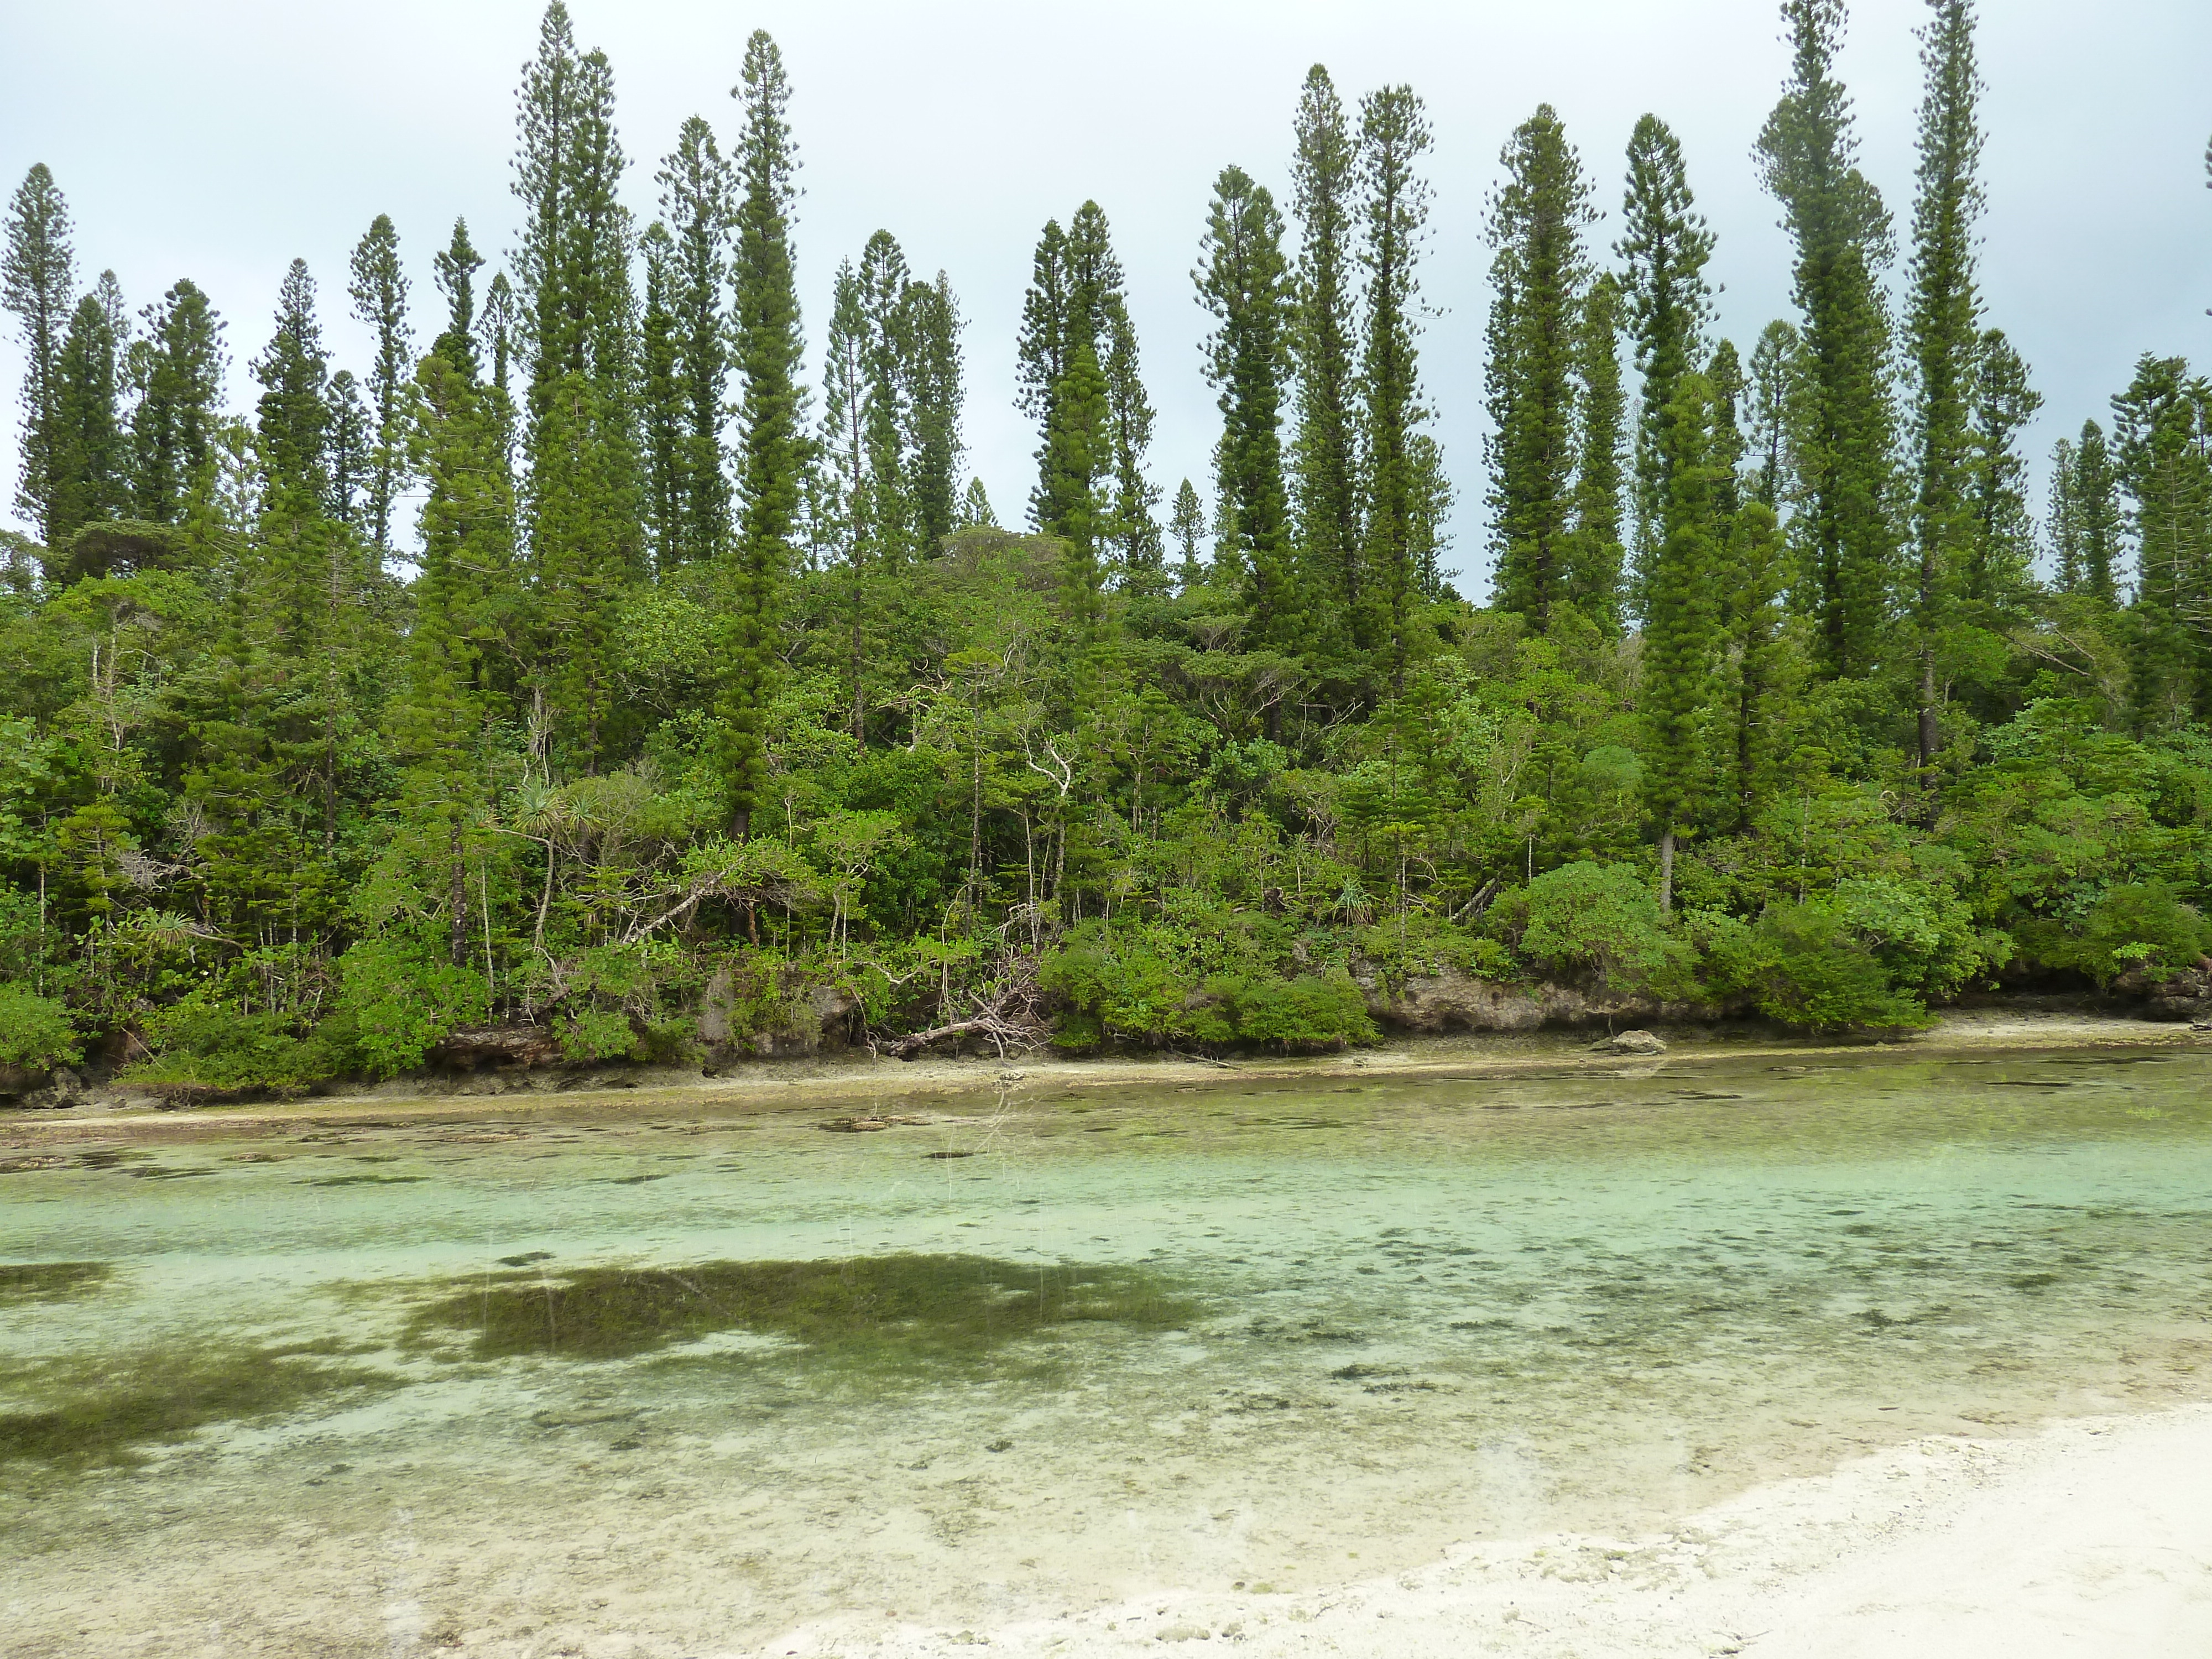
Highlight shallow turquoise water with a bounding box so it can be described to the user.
[5,1046,2211,1654]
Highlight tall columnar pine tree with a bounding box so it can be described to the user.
[640,222,684,565]
[1724,496,1791,833]
[1707,337,1781,829]
[857,231,915,562]
[904,270,965,556]
[3,164,75,545]
[1485,105,1592,632]
[1642,372,1723,911]
[2112,355,2212,728]
[1963,328,2039,608]
[818,236,968,733]
[1567,274,1627,630]
[819,247,885,739]
[401,277,514,968]
[1357,84,1434,692]
[724,27,807,838]
[2047,434,2083,593]
[347,213,413,558]
[326,369,372,529]
[958,474,996,529]
[253,259,336,645]
[430,218,524,684]
[1015,218,1071,525]
[1407,433,1454,602]
[431,220,484,373]
[474,263,521,488]
[1196,164,1295,647]
[1018,203,1153,577]
[1042,332,1110,653]
[655,113,735,569]
[1169,477,1207,591]
[1903,0,1985,790]
[1290,65,1363,662]
[126,279,226,524]
[2072,419,2121,602]
[1709,339,1748,527]
[819,255,868,551]
[50,276,129,543]
[1072,201,1157,573]
[1101,295,1161,582]
[514,3,644,774]
[1756,0,1900,680]
[1746,319,1803,512]
[252,258,367,845]
[1619,114,1716,593]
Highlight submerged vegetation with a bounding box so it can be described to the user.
[402,1254,1198,1369]
[2,1,2210,1092]
[0,1260,113,1304]
[0,1340,392,1468]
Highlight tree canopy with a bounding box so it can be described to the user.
[3,0,2210,1083]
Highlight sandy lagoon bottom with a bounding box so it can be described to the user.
[4,1043,2211,1656]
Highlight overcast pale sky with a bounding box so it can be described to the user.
[3,0,2208,591]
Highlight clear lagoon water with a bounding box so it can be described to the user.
[6,1045,2211,1654]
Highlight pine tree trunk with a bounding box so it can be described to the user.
[1658,825,1676,914]
[850,555,866,743]
[1736,681,1756,834]
[1918,646,1939,820]
[448,819,468,968]
[969,731,983,893]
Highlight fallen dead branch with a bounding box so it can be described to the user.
[876,957,1051,1061]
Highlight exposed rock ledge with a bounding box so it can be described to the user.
[0,1063,85,1110]
[1356,963,1714,1034]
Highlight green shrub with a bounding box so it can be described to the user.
[1355,913,1515,989]
[0,982,79,1070]
[1186,971,1375,1052]
[335,936,491,1077]
[131,989,349,1094]
[1039,928,1188,1049]
[1703,901,1932,1032]
[1829,877,2006,1000]
[558,1007,639,1062]
[2067,882,2208,985]
[1493,861,1693,993]
[1040,924,1374,1053]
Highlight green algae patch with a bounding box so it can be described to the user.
[404,1253,1199,1369]
[0,1344,398,1469]
[0,1262,114,1305]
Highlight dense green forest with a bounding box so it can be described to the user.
[3,0,2211,1092]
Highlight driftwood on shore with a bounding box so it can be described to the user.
[877,966,1051,1061]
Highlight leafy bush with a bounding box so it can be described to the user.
[1701,901,1932,1032]
[1492,861,1693,993]
[1355,913,1517,989]
[2065,881,2209,985]
[1829,877,2006,1000]
[1185,971,1375,1052]
[131,989,350,1094]
[558,1007,639,1062]
[0,982,79,1070]
[1040,922,1374,1052]
[335,936,492,1077]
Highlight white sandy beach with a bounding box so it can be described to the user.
[774,1406,2212,1659]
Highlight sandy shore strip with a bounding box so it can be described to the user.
[8,1007,2210,1141]
[771,1404,2212,1659]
